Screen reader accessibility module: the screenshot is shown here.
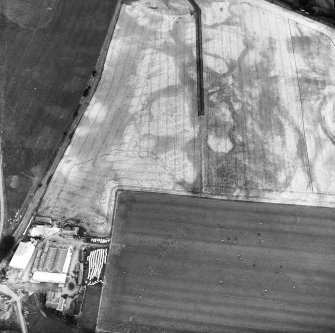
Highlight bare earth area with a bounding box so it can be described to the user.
[38,0,335,236]
[98,191,335,333]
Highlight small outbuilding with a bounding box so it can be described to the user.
[61,225,79,237]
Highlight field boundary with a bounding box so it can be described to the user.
[188,0,205,116]
[105,185,335,220]
[0,138,5,237]
[288,19,314,192]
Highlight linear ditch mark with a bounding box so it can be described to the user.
[288,20,314,193]
[188,0,205,116]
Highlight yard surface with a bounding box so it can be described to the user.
[98,190,335,332]
[37,0,335,237]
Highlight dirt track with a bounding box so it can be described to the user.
[98,191,335,332]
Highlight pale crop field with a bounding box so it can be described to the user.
[198,0,335,198]
[39,0,200,235]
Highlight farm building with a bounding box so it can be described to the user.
[31,241,74,283]
[34,216,52,225]
[9,241,36,271]
[29,225,60,238]
[32,271,67,284]
[45,291,66,312]
[61,225,79,237]
[35,241,73,274]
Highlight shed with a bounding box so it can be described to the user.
[32,271,67,284]
[9,241,36,271]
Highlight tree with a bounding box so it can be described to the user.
[0,236,15,260]
[68,282,75,291]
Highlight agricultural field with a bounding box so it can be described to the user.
[78,285,102,332]
[198,0,335,197]
[3,0,335,332]
[0,0,120,235]
[37,0,335,236]
[98,190,335,333]
[38,0,200,236]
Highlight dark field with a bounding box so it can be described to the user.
[269,0,334,17]
[78,285,103,333]
[98,191,335,333]
[0,0,119,234]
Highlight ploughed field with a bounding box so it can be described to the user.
[38,0,335,237]
[98,191,335,333]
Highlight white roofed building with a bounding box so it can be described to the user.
[62,246,73,273]
[30,225,60,238]
[32,271,67,284]
[30,241,74,284]
[9,241,36,271]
